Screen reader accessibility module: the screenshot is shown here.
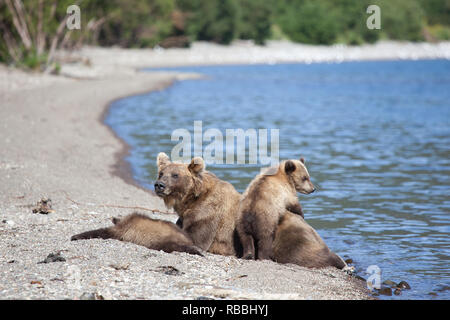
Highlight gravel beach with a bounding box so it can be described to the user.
[4,40,444,300]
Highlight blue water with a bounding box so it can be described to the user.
[106,60,450,299]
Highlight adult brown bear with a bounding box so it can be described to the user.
[154,152,241,256]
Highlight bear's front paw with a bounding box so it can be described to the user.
[243,252,254,260]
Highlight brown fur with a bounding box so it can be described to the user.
[71,213,203,256]
[154,153,241,256]
[236,158,315,260]
[273,212,346,269]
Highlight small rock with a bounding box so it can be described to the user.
[32,198,54,214]
[428,292,438,296]
[344,258,353,264]
[394,289,402,296]
[196,296,214,300]
[343,265,355,275]
[95,293,105,300]
[383,280,397,287]
[109,263,130,270]
[2,220,15,226]
[397,281,411,290]
[79,292,105,300]
[38,252,66,264]
[79,292,96,300]
[154,266,183,276]
[378,287,392,296]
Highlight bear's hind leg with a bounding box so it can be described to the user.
[256,235,274,260]
[237,211,257,259]
[71,228,115,241]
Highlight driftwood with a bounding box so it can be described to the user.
[59,190,173,215]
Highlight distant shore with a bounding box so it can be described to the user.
[54,40,450,79]
[2,39,439,299]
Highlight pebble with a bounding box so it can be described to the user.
[196,296,214,300]
[38,252,66,264]
[32,198,54,214]
[378,287,392,296]
[2,220,15,226]
[154,266,184,276]
[79,292,96,300]
[79,291,106,300]
[382,280,397,287]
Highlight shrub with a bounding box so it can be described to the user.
[276,0,340,45]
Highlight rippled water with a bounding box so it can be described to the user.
[106,60,450,299]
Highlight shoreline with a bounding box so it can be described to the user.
[1,41,425,299]
[55,40,450,79]
[98,77,181,196]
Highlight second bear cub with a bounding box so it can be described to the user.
[237,157,315,260]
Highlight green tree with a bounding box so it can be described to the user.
[418,0,450,25]
[176,0,240,44]
[97,0,175,47]
[237,0,273,45]
[372,0,424,41]
[276,0,340,45]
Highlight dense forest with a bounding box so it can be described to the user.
[1,0,449,70]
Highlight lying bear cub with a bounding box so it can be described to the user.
[71,212,203,256]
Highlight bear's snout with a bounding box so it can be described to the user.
[154,181,166,193]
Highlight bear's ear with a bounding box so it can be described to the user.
[284,160,296,174]
[188,157,205,174]
[157,152,170,168]
[300,157,305,164]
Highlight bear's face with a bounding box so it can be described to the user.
[154,153,205,200]
[284,158,315,195]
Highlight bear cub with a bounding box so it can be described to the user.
[71,212,203,256]
[236,157,315,260]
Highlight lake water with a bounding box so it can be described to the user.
[106,60,450,299]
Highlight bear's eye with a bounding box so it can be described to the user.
[303,177,308,182]
[172,173,179,179]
